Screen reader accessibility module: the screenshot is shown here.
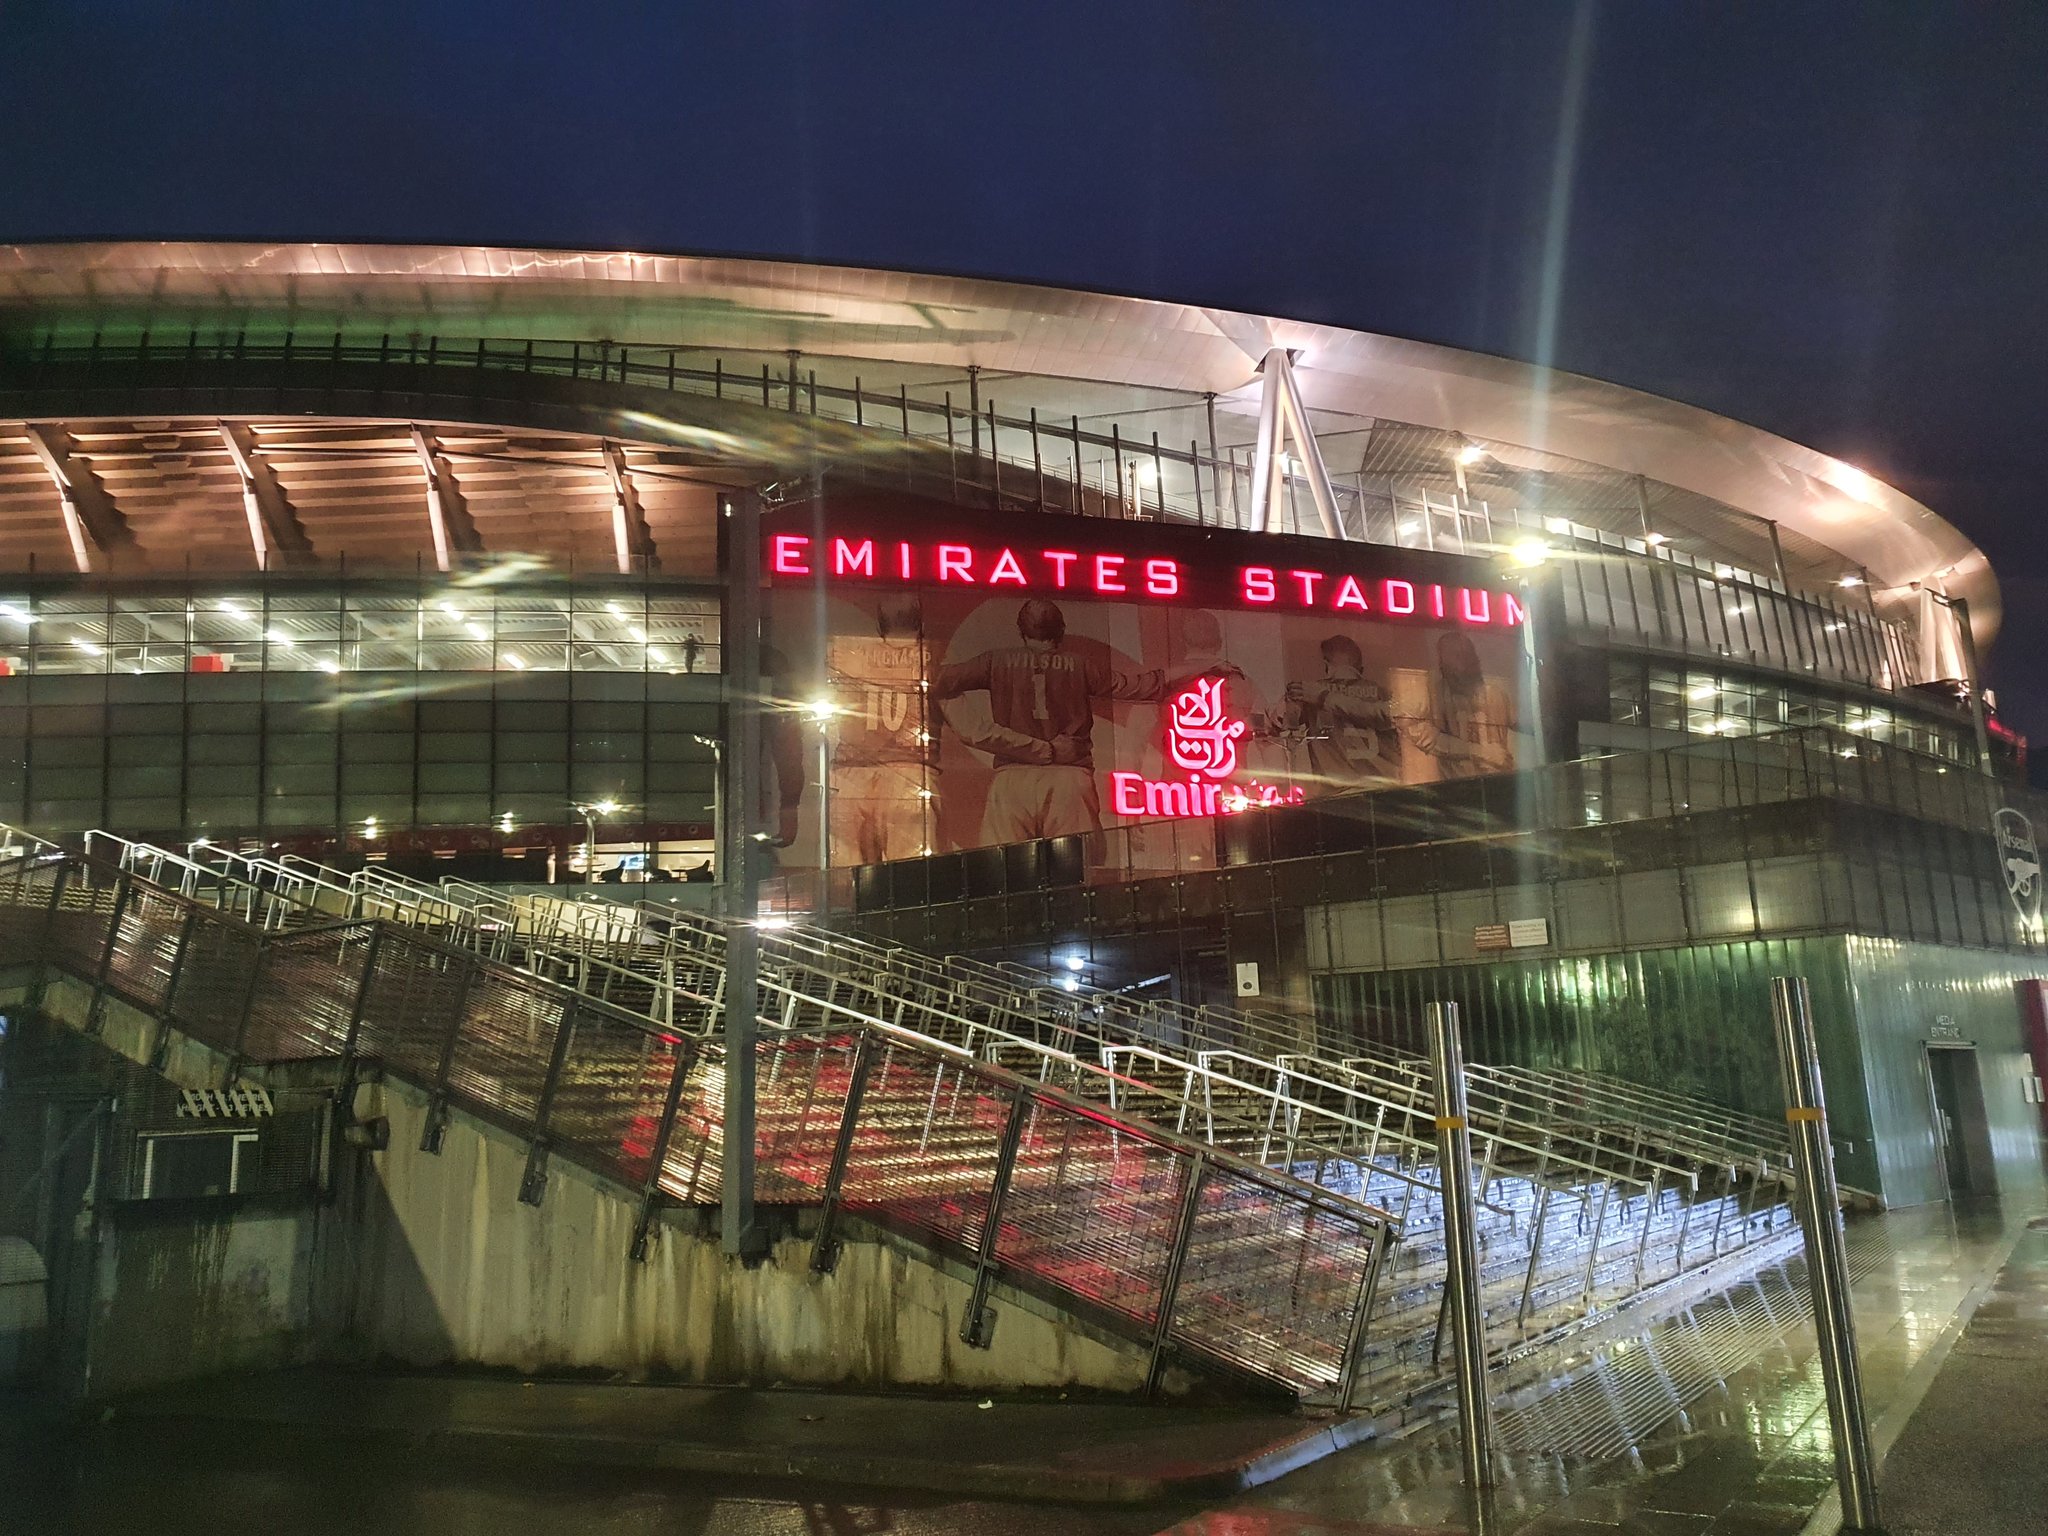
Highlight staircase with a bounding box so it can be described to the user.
[0,825,1809,1409]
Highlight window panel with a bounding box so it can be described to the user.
[417,793,488,822]
[267,733,338,765]
[265,764,336,797]
[495,731,570,763]
[340,764,412,794]
[188,734,260,766]
[419,732,491,763]
[265,795,337,830]
[496,761,568,793]
[30,737,102,767]
[419,763,490,794]
[109,766,180,797]
[574,732,643,762]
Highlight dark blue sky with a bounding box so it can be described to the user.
[4,2,2045,730]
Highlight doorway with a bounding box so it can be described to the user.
[1925,1044,1999,1199]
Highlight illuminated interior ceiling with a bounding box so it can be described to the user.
[0,240,1997,641]
[0,418,733,574]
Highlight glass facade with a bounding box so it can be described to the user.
[1603,657,1973,763]
[849,727,2047,971]
[0,580,720,677]
[1312,935,2048,1210]
[1554,540,1914,692]
[0,578,723,844]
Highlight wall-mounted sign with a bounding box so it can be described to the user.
[1477,918,1551,952]
[767,531,1525,625]
[762,497,1534,870]
[1108,675,1307,818]
[1994,806,2041,927]
[1928,1016,1965,1044]
[1235,961,1261,997]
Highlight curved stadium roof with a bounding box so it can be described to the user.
[0,240,1996,643]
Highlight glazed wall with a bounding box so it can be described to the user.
[0,667,718,841]
[1840,938,2048,1209]
[1312,935,2048,1208]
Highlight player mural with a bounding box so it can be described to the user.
[765,508,1533,870]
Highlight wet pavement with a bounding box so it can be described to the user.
[1872,1220,2048,1536]
[1182,1201,2035,1534]
[0,1394,1204,1536]
[99,1373,1323,1504]
[2,1203,2038,1536]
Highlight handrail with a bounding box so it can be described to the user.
[0,836,1810,1403]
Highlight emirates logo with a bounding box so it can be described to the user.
[1165,676,1246,781]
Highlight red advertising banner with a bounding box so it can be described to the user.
[760,498,1534,871]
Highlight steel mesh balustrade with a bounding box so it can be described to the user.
[0,841,1406,1402]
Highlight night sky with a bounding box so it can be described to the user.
[4,3,2044,737]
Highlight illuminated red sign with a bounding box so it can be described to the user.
[766,533,1523,624]
[1108,676,1307,819]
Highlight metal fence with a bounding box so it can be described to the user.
[1,332,1918,677]
[0,842,1396,1401]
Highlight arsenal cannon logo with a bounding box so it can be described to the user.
[1994,806,2041,926]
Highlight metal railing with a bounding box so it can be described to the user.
[0,839,1398,1403]
[69,831,1808,1382]
[2,331,1920,675]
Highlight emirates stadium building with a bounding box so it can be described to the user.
[2,240,2044,1207]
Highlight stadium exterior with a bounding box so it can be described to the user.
[1,240,2043,1209]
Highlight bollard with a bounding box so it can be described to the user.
[1770,976,1880,1533]
[1426,1001,1495,1494]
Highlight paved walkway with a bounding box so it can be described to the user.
[1870,1220,2048,1536]
[36,1204,2048,1536]
[1172,1202,2037,1535]
[108,1370,1338,1505]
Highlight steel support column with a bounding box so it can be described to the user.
[1144,1151,1208,1396]
[410,426,483,572]
[809,1034,878,1275]
[959,1087,1031,1349]
[1245,348,1343,539]
[721,489,766,1258]
[1771,976,1879,1533]
[1427,1000,1495,1495]
[631,1034,703,1261]
[24,423,132,571]
[518,997,582,1206]
[219,421,313,569]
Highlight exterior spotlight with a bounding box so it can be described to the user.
[1064,955,1085,973]
[1838,574,1864,589]
[1510,539,1550,568]
[591,799,620,815]
[1644,533,1668,546]
[1455,443,1486,466]
[807,697,840,722]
